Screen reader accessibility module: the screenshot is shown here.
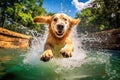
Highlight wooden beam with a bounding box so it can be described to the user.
[0,28,31,39]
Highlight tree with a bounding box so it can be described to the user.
[93,0,120,28]
[76,0,120,33]
[0,0,46,34]
[76,8,102,33]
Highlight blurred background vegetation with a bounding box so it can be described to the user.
[76,0,120,33]
[0,0,120,34]
[0,0,47,35]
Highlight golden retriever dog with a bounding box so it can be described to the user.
[33,13,80,62]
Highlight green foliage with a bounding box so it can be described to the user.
[47,12,55,16]
[76,0,120,33]
[6,3,33,24]
[1,0,46,34]
[99,25,105,30]
[76,8,100,33]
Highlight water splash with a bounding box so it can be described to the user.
[54,27,87,71]
[23,26,86,66]
[23,28,46,65]
[60,2,63,13]
[22,25,112,78]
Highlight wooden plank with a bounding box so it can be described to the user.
[0,28,31,49]
[0,34,27,42]
[0,40,29,49]
[0,28,31,39]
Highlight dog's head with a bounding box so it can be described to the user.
[33,13,80,38]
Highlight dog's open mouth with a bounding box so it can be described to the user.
[56,30,64,36]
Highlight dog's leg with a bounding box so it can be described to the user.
[60,40,73,58]
[40,43,53,62]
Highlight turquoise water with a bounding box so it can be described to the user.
[0,48,120,80]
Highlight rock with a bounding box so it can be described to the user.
[0,28,31,49]
[81,28,120,50]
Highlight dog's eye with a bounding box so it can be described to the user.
[63,18,67,21]
[53,18,58,22]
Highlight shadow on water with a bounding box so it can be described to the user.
[0,28,120,80]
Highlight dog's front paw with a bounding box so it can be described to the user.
[40,50,53,62]
[60,48,72,58]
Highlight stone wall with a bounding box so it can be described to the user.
[81,28,120,50]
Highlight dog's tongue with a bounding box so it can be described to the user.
[58,31,62,34]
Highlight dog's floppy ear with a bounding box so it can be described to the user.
[70,18,80,26]
[33,16,51,24]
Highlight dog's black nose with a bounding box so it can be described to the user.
[57,24,64,30]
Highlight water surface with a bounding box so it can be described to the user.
[0,48,120,80]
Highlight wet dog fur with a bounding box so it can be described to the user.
[33,13,80,62]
